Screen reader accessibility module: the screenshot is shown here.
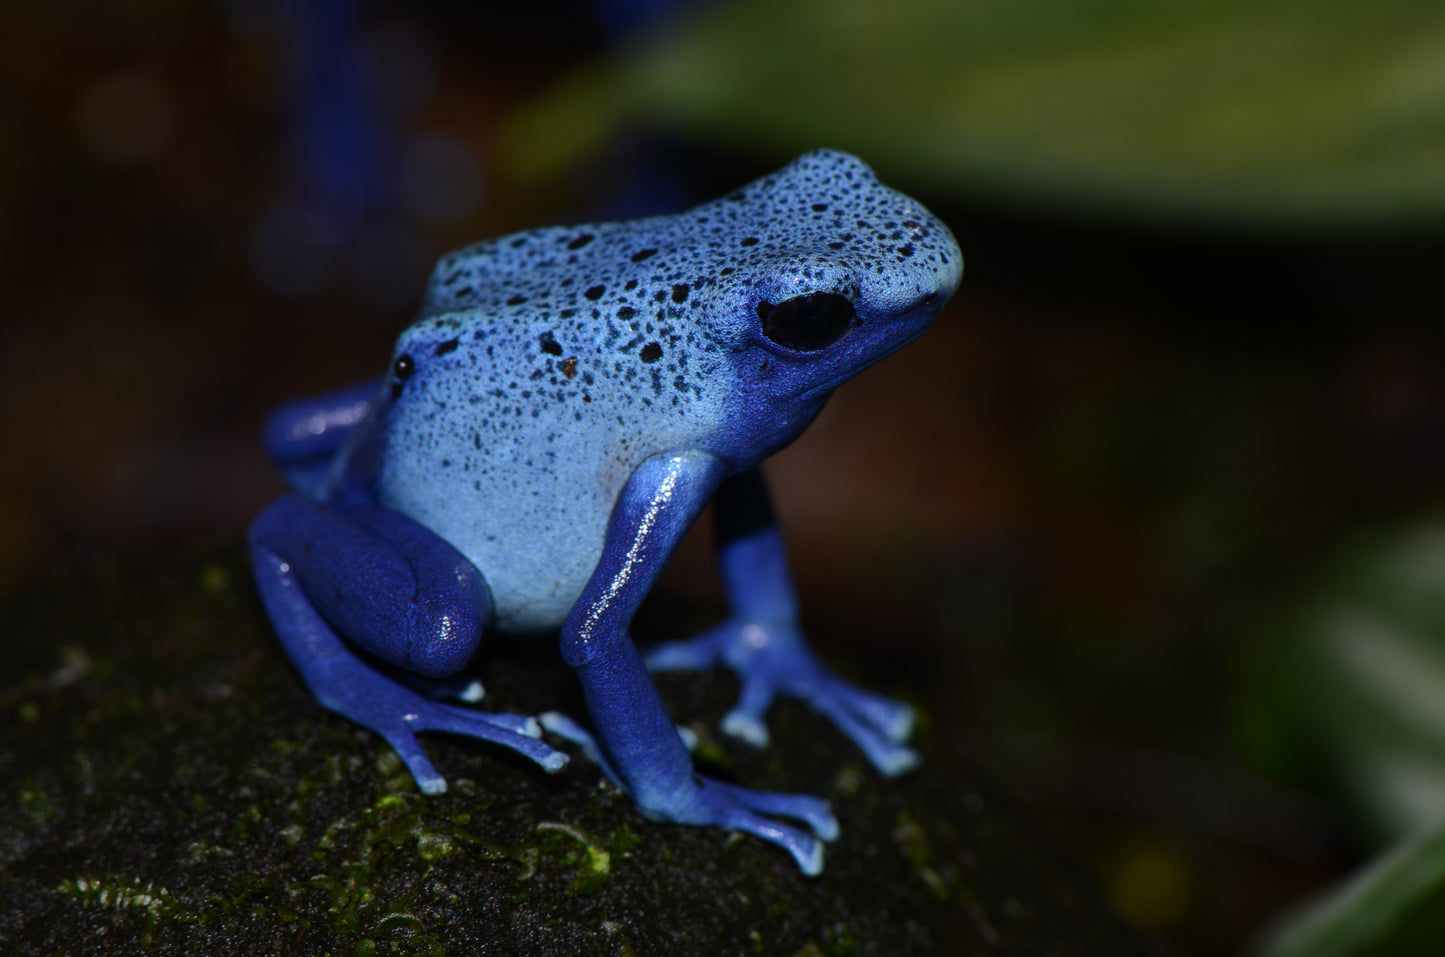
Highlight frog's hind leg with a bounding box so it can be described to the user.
[248,494,568,792]
[262,380,380,499]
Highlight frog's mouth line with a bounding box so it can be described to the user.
[796,318,938,402]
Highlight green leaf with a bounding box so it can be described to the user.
[1246,521,1445,955]
[1255,816,1445,957]
[502,0,1445,227]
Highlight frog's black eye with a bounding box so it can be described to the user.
[393,354,415,379]
[756,292,855,351]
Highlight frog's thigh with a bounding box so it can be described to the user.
[250,494,488,678]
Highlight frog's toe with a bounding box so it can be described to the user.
[721,709,771,747]
[538,710,627,789]
[848,732,919,778]
[838,684,915,744]
[694,780,835,874]
[718,668,918,774]
[643,625,730,671]
[381,726,449,795]
[718,780,839,842]
[397,671,487,704]
[451,707,540,739]
[735,810,826,876]
[449,679,486,703]
[720,673,780,747]
[407,702,569,773]
[540,711,697,781]
[812,689,921,777]
[538,711,600,761]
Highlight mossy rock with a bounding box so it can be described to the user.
[0,551,1140,955]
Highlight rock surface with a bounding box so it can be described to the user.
[0,551,1142,956]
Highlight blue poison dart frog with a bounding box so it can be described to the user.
[249,150,962,875]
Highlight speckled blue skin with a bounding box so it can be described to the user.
[250,150,962,875]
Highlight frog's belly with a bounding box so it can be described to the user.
[449,486,612,634]
[376,449,628,634]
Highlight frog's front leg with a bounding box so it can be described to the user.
[262,380,380,500]
[248,495,568,792]
[555,452,837,875]
[645,468,919,777]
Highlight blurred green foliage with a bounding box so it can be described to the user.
[1266,524,1445,845]
[1256,817,1445,957]
[1248,524,1445,955]
[502,0,1445,226]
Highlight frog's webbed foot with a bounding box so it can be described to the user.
[678,776,838,876]
[645,621,919,777]
[317,656,568,793]
[539,712,836,875]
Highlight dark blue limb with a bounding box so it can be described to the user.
[645,467,919,776]
[257,495,485,677]
[262,379,379,498]
[557,452,836,875]
[248,494,567,792]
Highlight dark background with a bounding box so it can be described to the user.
[3,2,1444,953]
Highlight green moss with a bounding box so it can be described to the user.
[892,810,931,870]
[685,722,734,768]
[415,831,456,862]
[821,921,857,955]
[233,802,262,841]
[536,821,612,894]
[57,874,200,943]
[607,823,641,857]
[893,811,952,902]
[375,748,420,795]
[17,778,53,825]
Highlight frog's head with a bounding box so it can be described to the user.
[703,150,962,460]
[405,149,959,469]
